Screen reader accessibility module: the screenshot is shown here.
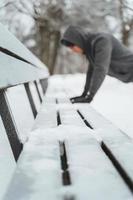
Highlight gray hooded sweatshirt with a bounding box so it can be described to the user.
[61,26,133,98]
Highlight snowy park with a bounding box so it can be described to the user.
[0,0,133,200]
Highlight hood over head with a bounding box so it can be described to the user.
[61,25,96,64]
[61,26,95,54]
[61,25,88,50]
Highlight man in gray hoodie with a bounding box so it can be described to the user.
[61,25,133,103]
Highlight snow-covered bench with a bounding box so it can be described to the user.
[3,86,133,199]
[0,23,48,199]
[1,23,133,199]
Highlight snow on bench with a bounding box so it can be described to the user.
[0,23,45,70]
[66,135,131,199]
[4,125,133,199]
[57,104,85,126]
[5,94,132,199]
[5,85,35,143]
[44,87,133,197]
[33,97,57,130]
[0,117,15,200]
[1,22,133,199]
[0,23,48,199]
[4,129,61,200]
[75,104,133,192]
[3,90,133,199]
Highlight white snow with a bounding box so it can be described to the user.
[6,85,34,143]
[76,104,132,144]
[0,52,48,88]
[4,127,62,200]
[22,126,133,199]
[37,81,44,99]
[3,125,95,200]
[58,105,85,126]
[3,73,133,199]
[30,125,95,142]
[67,141,132,200]
[33,97,57,130]
[0,23,48,70]
[0,117,16,200]
[69,168,132,200]
[104,140,133,181]
[49,74,133,139]
[29,83,41,112]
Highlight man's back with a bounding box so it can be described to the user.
[108,35,133,82]
[84,31,133,83]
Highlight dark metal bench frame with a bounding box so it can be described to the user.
[0,79,47,161]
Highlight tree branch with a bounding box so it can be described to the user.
[13,1,37,20]
[0,1,15,10]
[122,3,133,12]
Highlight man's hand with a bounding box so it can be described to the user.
[70,94,93,103]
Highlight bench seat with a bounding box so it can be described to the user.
[3,94,133,199]
[4,131,61,200]
[76,105,133,185]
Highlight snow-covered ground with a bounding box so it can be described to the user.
[49,73,133,139]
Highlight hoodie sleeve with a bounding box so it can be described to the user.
[83,64,93,96]
[88,36,112,97]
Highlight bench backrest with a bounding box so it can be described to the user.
[0,23,49,162]
[0,23,49,88]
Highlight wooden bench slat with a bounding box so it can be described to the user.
[36,81,44,99]
[33,98,57,130]
[104,140,133,182]
[66,137,132,199]
[77,104,130,142]
[77,104,133,188]
[57,98,85,126]
[45,84,67,98]
[0,23,47,69]
[77,104,117,129]
[29,83,41,112]
[6,85,34,143]
[0,53,48,89]
[57,97,71,104]
[59,108,85,126]
[32,108,57,129]
[0,117,16,200]
[4,131,61,200]
[69,168,132,200]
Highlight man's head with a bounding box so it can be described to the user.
[69,45,84,54]
[61,38,84,54]
[61,26,85,54]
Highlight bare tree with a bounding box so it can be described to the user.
[118,0,133,46]
[13,0,61,74]
[1,0,133,74]
[0,1,14,10]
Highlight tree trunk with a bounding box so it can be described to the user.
[118,0,131,46]
[39,26,50,66]
[121,24,130,46]
[48,31,61,75]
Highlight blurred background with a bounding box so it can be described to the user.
[0,0,133,74]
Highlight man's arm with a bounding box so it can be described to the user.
[88,36,112,97]
[82,64,93,96]
[70,65,93,103]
